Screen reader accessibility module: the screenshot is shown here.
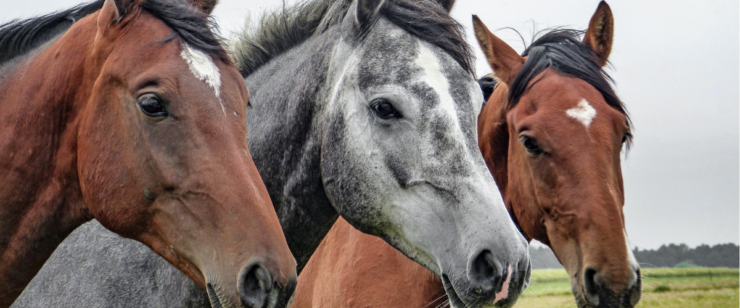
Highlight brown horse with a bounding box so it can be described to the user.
[293,2,641,308]
[0,0,296,307]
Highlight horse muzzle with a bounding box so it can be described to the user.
[578,266,641,308]
[442,249,530,308]
[206,259,297,308]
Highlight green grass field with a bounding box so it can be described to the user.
[516,268,739,308]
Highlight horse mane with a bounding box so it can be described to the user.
[0,0,104,65]
[0,0,228,66]
[232,0,474,77]
[141,0,229,63]
[508,29,632,144]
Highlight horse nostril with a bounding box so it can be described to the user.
[238,261,273,308]
[583,267,600,305]
[469,250,499,292]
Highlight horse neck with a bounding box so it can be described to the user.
[0,19,99,305]
[244,32,342,272]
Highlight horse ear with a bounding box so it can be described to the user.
[472,15,524,86]
[189,0,218,15]
[97,0,121,30]
[583,1,614,67]
[354,0,384,27]
[436,0,455,12]
[97,0,139,30]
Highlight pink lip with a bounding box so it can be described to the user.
[494,265,512,303]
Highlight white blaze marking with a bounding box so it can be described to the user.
[566,99,597,128]
[180,43,224,113]
[415,42,460,130]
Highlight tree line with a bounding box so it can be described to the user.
[528,243,739,269]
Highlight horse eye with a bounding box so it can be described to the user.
[621,131,632,144]
[370,99,402,119]
[520,136,543,155]
[137,94,168,118]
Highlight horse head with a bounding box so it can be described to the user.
[474,3,640,307]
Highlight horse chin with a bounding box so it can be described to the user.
[270,277,297,308]
[572,290,593,308]
[441,274,467,308]
[264,287,288,308]
[206,274,296,308]
[441,275,512,308]
[206,282,228,308]
[263,288,279,308]
[571,277,641,308]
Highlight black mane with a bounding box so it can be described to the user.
[0,0,227,66]
[0,1,104,64]
[233,0,473,77]
[508,29,630,131]
[141,0,228,62]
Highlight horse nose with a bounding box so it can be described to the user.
[583,266,642,307]
[238,261,273,308]
[468,249,501,293]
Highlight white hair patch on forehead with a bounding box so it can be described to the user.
[566,99,597,128]
[415,42,459,128]
[180,43,224,113]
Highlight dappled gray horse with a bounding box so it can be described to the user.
[15,0,530,307]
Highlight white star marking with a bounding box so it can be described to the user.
[180,43,224,113]
[566,99,597,128]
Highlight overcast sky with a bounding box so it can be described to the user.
[3,0,738,250]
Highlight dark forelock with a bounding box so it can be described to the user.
[233,0,474,77]
[141,0,229,62]
[508,29,631,133]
